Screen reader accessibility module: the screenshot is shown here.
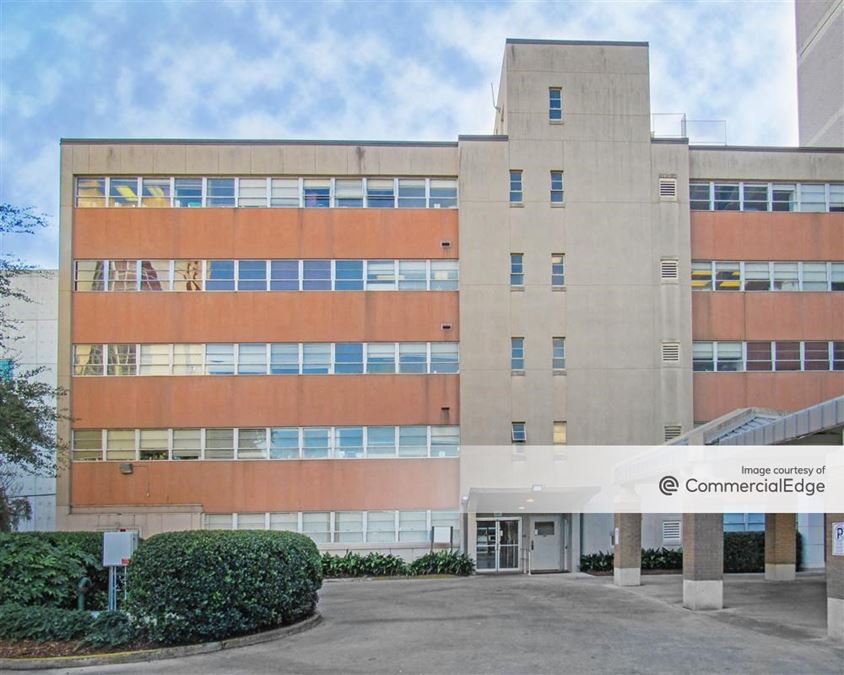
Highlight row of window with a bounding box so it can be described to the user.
[692,261,843,292]
[693,341,843,372]
[509,170,564,204]
[511,421,568,445]
[75,176,458,209]
[510,254,565,288]
[72,425,460,462]
[204,510,460,545]
[73,342,460,377]
[74,259,459,293]
[511,337,567,371]
[689,181,843,212]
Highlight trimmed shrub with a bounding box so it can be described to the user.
[321,552,409,578]
[127,530,322,645]
[723,531,764,573]
[580,551,614,572]
[0,532,107,610]
[82,611,138,648]
[408,550,475,576]
[641,547,682,570]
[0,603,94,642]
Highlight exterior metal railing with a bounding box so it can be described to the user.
[651,113,727,145]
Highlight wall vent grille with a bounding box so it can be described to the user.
[664,424,683,441]
[661,343,681,362]
[660,258,679,281]
[659,177,678,199]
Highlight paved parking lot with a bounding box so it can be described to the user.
[51,573,843,674]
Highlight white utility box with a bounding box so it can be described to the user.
[432,525,453,545]
[102,531,139,567]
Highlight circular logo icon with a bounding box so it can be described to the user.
[659,475,679,496]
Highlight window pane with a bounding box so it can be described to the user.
[431,426,459,457]
[303,344,330,374]
[139,429,168,460]
[367,426,396,457]
[174,178,203,208]
[238,343,267,375]
[141,178,171,207]
[302,512,331,543]
[399,510,428,542]
[550,171,564,203]
[172,429,201,460]
[510,171,523,203]
[830,184,844,212]
[771,184,796,212]
[205,514,233,530]
[549,88,562,120]
[802,263,828,291]
[713,183,739,210]
[303,179,330,207]
[511,337,524,370]
[399,343,427,374]
[335,511,363,543]
[367,179,395,208]
[691,261,712,290]
[73,430,103,461]
[302,260,331,291]
[76,178,106,207]
[206,260,235,291]
[714,262,740,291]
[173,260,203,291]
[833,342,844,371]
[107,344,136,376]
[74,260,105,291]
[742,184,769,211]
[238,260,267,291]
[302,428,330,459]
[238,178,267,208]
[238,428,267,459]
[398,261,427,290]
[716,342,743,372]
[139,344,170,375]
[510,254,524,287]
[367,511,396,543]
[804,341,830,371]
[511,422,526,444]
[270,428,300,459]
[366,261,396,290]
[552,337,566,370]
[773,262,799,291]
[335,179,363,207]
[430,261,458,290]
[270,344,300,374]
[799,184,825,212]
[271,178,300,207]
[367,343,396,373]
[237,513,266,530]
[551,254,565,287]
[746,342,772,371]
[398,179,426,208]
[334,343,363,374]
[74,344,104,376]
[109,178,139,207]
[270,260,300,291]
[429,179,457,208]
[108,260,138,291]
[399,425,428,457]
[140,260,171,291]
[205,428,234,459]
[775,341,801,371]
[206,344,235,375]
[106,430,135,461]
[430,343,458,374]
[335,260,363,291]
[173,344,203,375]
[270,512,298,531]
[207,178,235,207]
[553,421,567,445]
[692,343,714,372]
[335,427,364,458]
[689,183,711,210]
[743,263,770,291]
[832,263,844,291]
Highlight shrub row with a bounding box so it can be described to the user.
[0,604,135,647]
[580,531,803,573]
[321,550,475,578]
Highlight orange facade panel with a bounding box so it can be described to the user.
[690,212,843,261]
[72,291,458,343]
[72,208,459,259]
[71,375,459,429]
[69,458,459,512]
[692,292,844,341]
[693,372,844,422]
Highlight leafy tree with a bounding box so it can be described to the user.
[0,204,67,531]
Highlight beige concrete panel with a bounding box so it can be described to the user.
[689,148,844,180]
[185,145,220,173]
[250,146,284,174]
[459,372,514,446]
[87,145,122,174]
[69,144,90,176]
[117,145,155,174]
[218,145,254,174]
[152,145,187,174]
[504,42,649,75]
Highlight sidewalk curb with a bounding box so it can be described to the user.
[0,612,322,671]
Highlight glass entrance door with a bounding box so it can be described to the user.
[476,518,521,572]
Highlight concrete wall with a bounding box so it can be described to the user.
[796,0,844,147]
[1,271,58,531]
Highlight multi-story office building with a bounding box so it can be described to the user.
[57,39,843,572]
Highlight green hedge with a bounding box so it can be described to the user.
[0,604,134,647]
[409,550,475,576]
[127,530,322,645]
[0,532,107,609]
[320,550,475,578]
[580,531,804,573]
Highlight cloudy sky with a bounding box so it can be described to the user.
[0,0,799,268]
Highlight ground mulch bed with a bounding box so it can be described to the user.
[0,638,153,659]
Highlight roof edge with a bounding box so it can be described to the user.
[505,38,648,47]
[690,145,844,153]
[59,138,459,148]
